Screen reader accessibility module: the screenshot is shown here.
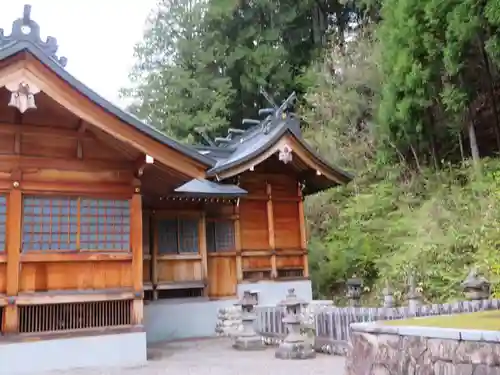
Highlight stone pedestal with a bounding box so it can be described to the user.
[275,288,315,360]
[232,290,265,351]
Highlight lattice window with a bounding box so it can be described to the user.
[157,217,199,254]
[0,195,7,252]
[22,196,78,251]
[179,219,199,253]
[157,219,178,254]
[206,220,235,252]
[80,199,130,251]
[22,196,130,252]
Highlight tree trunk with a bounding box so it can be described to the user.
[459,72,481,172]
[479,35,500,151]
[427,108,440,170]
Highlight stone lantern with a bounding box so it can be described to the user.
[275,288,315,360]
[406,272,422,312]
[382,280,394,308]
[346,275,363,307]
[232,290,265,351]
[461,268,491,301]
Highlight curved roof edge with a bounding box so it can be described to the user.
[206,122,354,184]
[0,41,216,167]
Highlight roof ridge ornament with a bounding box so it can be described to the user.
[0,4,68,67]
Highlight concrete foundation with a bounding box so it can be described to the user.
[0,331,147,375]
[144,279,312,343]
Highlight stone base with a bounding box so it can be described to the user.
[275,341,316,360]
[232,335,266,351]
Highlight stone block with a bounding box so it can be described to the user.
[275,342,316,360]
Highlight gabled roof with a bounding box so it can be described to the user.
[194,96,353,193]
[0,5,215,169]
[0,5,352,196]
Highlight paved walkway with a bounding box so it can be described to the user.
[41,338,346,375]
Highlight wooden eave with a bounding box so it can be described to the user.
[0,46,212,179]
[209,129,353,189]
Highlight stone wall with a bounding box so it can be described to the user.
[346,323,500,375]
[215,305,242,337]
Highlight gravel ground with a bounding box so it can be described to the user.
[37,338,346,375]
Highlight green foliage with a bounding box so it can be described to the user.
[306,158,500,303]
[123,0,378,140]
[121,0,234,142]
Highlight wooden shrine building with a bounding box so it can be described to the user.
[0,5,352,373]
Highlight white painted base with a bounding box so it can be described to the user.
[0,331,147,374]
[237,279,312,305]
[144,279,312,343]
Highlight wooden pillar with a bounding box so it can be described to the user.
[234,201,243,282]
[4,176,22,334]
[151,210,158,300]
[130,186,143,326]
[297,183,309,278]
[199,211,208,296]
[266,182,277,279]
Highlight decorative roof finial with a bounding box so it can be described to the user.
[0,4,67,67]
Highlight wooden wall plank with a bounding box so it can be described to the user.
[207,255,236,298]
[239,200,268,250]
[273,201,301,249]
[156,259,203,283]
[19,261,133,291]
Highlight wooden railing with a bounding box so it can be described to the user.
[18,299,133,334]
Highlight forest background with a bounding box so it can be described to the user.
[121,0,500,305]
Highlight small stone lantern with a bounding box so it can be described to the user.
[407,272,422,311]
[275,288,315,360]
[382,280,394,308]
[346,275,363,307]
[461,268,491,301]
[232,290,265,351]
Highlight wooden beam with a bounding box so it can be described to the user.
[298,183,309,278]
[19,60,208,178]
[266,182,277,279]
[199,211,208,296]
[0,122,88,139]
[234,202,243,282]
[4,181,22,334]
[130,190,143,325]
[0,154,134,172]
[21,252,132,263]
[16,289,135,305]
[21,180,134,196]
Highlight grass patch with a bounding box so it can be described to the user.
[383,310,500,331]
